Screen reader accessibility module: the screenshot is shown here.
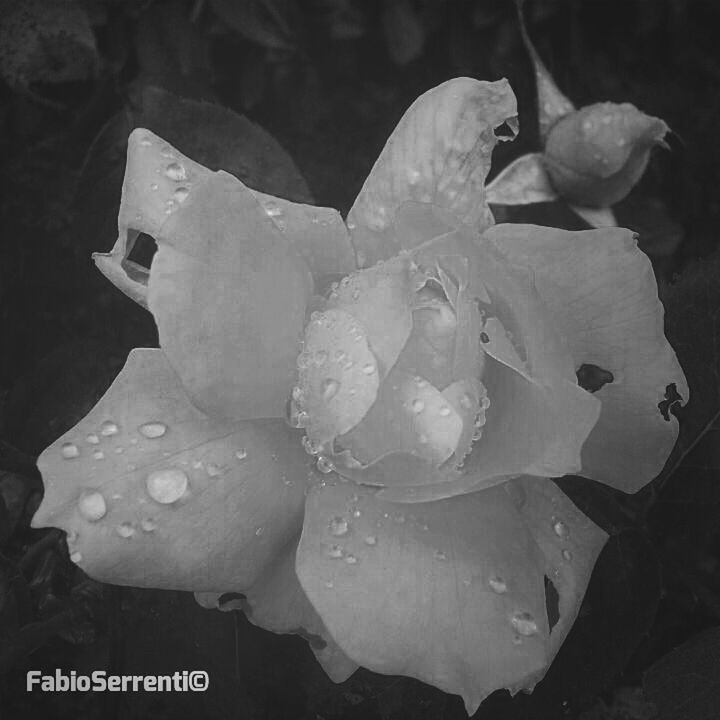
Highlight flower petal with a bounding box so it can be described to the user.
[33,349,311,591]
[485,223,688,491]
[485,152,559,206]
[196,540,359,682]
[147,169,313,422]
[296,478,552,713]
[347,78,518,266]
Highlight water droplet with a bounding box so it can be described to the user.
[327,544,344,559]
[70,551,83,563]
[61,442,80,459]
[459,393,473,410]
[146,468,189,504]
[100,420,119,437]
[92,450,105,460]
[562,549,573,561]
[344,553,358,564]
[78,491,107,522]
[115,447,125,454]
[411,399,425,414]
[235,449,248,460]
[434,549,447,561]
[139,421,167,439]
[164,162,187,181]
[324,580,334,588]
[140,518,157,532]
[86,433,100,445]
[139,137,153,147]
[255,526,264,536]
[173,186,190,203]
[116,522,135,539]
[329,516,349,536]
[364,535,377,546]
[439,406,451,417]
[352,509,361,518]
[315,349,328,366]
[264,201,282,217]
[553,520,569,538]
[488,575,508,594]
[206,462,223,477]
[292,386,304,403]
[303,436,322,455]
[150,183,159,191]
[362,362,376,376]
[320,378,340,401]
[510,611,538,636]
[317,456,335,474]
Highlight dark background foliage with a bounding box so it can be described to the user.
[1,0,719,718]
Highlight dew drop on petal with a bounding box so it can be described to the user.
[324,580,334,588]
[434,549,447,561]
[100,421,119,437]
[364,535,377,546]
[140,518,157,532]
[510,611,538,636]
[562,549,573,561]
[459,393,473,410]
[488,575,508,594]
[70,551,83,563]
[320,378,340,401]
[255,526,264,536]
[92,450,105,460]
[352,509,361,518]
[116,522,135,539]
[146,468,189,504]
[78,491,107,522]
[235,449,248,460]
[439,406,451,417]
[173,187,190,203]
[61,442,80,459]
[317,456,335,474]
[553,520,569,538]
[139,422,167,439]
[327,544,344,559]
[86,433,100,445]
[362,362,376,375]
[329,516,349,536]
[411,399,425,414]
[206,462,223,477]
[164,162,187,181]
[344,553,358,565]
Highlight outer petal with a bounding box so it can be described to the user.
[485,224,688,491]
[296,476,606,712]
[196,540,358,682]
[347,78,518,266]
[148,169,313,422]
[94,129,354,303]
[33,349,311,591]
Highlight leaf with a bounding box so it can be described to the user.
[209,0,297,50]
[644,627,720,720]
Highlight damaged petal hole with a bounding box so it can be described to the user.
[544,575,560,632]
[125,231,157,275]
[658,382,683,421]
[576,364,614,393]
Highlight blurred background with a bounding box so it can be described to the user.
[1,1,720,718]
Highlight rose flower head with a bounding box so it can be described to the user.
[33,77,687,713]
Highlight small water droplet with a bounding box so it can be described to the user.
[553,519,569,538]
[439,406,451,417]
[116,522,135,539]
[411,399,425,414]
[352,509,361,518]
[100,420,119,437]
[164,162,187,181]
[140,518,157,532]
[489,575,508,594]
[315,349,329,366]
[364,535,377,546]
[173,186,190,203]
[317,456,335,474]
[320,378,340,401]
[92,450,105,460]
[344,553,358,564]
[139,421,167,439]
[459,393,473,410]
[139,137,153,147]
[562,549,573,561]
[327,544,344,558]
[434,549,447,561]
[115,447,125,454]
[86,433,100,445]
[395,513,405,523]
[329,516,349,536]
[510,611,538,636]
[150,183,159,191]
[78,491,107,522]
[303,436,322,455]
[61,442,80,459]
[324,580,334,588]
[206,462,223,477]
[70,551,83,563]
[255,526,264,536]
[362,362,376,375]
[146,468,189,504]
[235,449,248,460]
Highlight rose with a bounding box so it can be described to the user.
[33,77,687,713]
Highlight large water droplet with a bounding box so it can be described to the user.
[320,378,340,401]
[139,422,167,439]
[510,611,538,636]
[78,491,107,522]
[173,187,190,203]
[164,162,187,181]
[488,575,508,594]
[100,420,119,437]
[116,522,135,539]
[61,442,80,459]
[553,519,569,538]
[329,516,349,536]
[146,468,189,504]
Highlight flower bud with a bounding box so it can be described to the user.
[542,101,668,207]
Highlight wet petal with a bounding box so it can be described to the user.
[197,540,359,682]
[296,478,551,713]
[485,224,688,491]
[339,369,463,466]
[148,169,313,422]
[33,349,311,591]
[347,78,518,266]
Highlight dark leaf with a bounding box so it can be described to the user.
[644,627,720,720]
[209,0,297,50]
[382,0,425,66]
